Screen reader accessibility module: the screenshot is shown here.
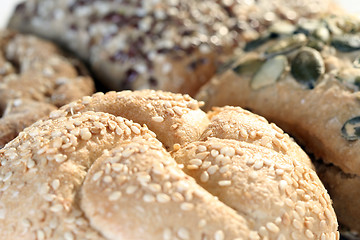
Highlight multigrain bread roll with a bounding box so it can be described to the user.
[196,14,360,233]
[8,0,340,95]
[0,90,338,239]
[0,30,95,148]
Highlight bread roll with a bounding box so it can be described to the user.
[8,0,340,95]
[0,30,95,148]
[0,90,338,239]
[196,14,360,232]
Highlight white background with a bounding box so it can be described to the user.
[0,0,359,29]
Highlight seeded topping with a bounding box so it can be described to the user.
[0,91,337,239]
[10,0,334,93]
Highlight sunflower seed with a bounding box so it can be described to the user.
[251,55,287,90]
[265,33,307,58]
[341,116,360,141]
[290,47,324,88]
[331,34,360,52]
[233,56,264,76]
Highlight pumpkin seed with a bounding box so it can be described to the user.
[250,55,287,90]
[233,56,264,76]
[331,34,360,52]
[353,56,360,68]
[265,33,307,58]
[341,116,360,141]
[291,47,324,88]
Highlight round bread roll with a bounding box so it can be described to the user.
[8,0,340,95]
[196,14,360,232]
[0,30,95,148]
[0,90,338,239]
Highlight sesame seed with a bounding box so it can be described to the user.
[186,165,199,170]
[173,106,183,115]
[156,193,171,203]
[246,157,255,165]
[218,180,231,186]
[143,194,155,203]
[240,128,248,138]
[219,165,230,173]
[200,171,209,182]
[172,192,185,202]
[50,204,64,212]
[103,176,113,183]
[325,208,333,220]
[220,147,235,157]
[148,183,161,193]
[27,159,36,168]
[253,160,264,170]
[111,163,124,172]
[92,171,103,181]
[177,227,190,240]
[207,165,219,175]
[131,125,141,134]
[279,180,287,192]
[305,229,314,239]
[109,191,122,201]
[80,128,92,140]
[197,145,207,152]
[3,172,12,182]
[198,219,207,228]
[292,219,302,229]
[195,152,209,160]
[210,149,219,157]
[266,222,280,233]
[152,116,164,122]
[64,232,74,240]
[163,228,172,240]
[37,230,45,240]
[201,161,211,169]
[214,230,224,240]
[275,169,284,176]
[126,185,138,194]
[22,218,31,228]
[189,159,203,166]
[180,202,194,211]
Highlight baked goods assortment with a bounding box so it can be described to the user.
[8,0,339,96]
[0,30,95,148]
[196,14,360,234]
[0,90,338,239]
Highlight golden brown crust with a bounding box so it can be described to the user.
[196,14,360,233]
[58,90,209,150]
[0,90,338,239]
[0,30,95,148]
[316,162,360,234]
[0,100,56,148]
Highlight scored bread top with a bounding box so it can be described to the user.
[0,90,338,239]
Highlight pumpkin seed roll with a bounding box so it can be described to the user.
[0,30,94,148]
[0,90,338,240]
[9,0,340,96]
[197,14,360,233]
